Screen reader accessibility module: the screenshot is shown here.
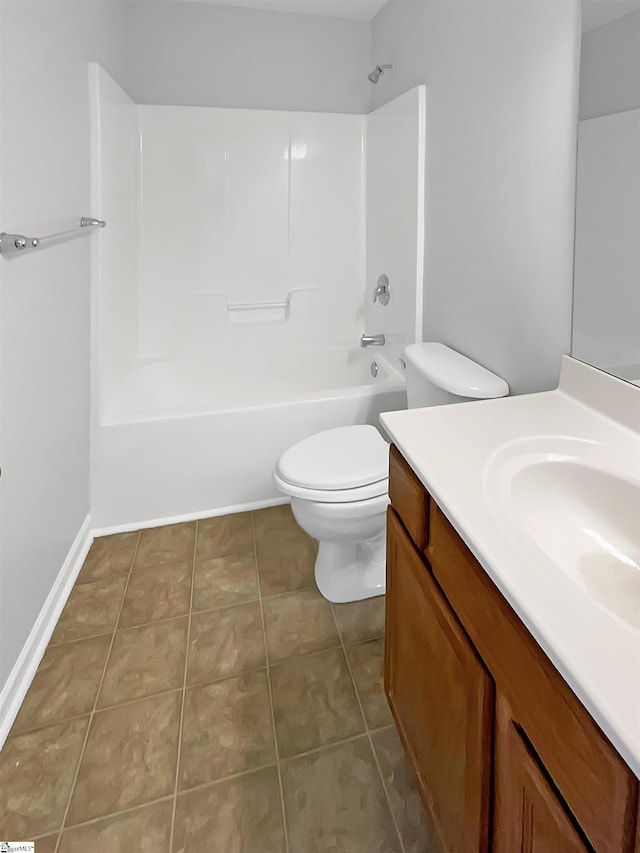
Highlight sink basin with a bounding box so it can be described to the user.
[485,439,640,631]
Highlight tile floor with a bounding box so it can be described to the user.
[0,505,441,852]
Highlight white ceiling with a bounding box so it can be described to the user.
[582,0,640,31]
[151,0,389,20]
[129,0,640,28]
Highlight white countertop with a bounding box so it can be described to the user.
[380,356,640,777]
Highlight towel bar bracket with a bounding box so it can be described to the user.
[0,216,106,257]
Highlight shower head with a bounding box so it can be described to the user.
[367,64,393,84]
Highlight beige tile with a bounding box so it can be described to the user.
[50,575,127,645]
[187,602,265,686]
[372,726,443,853]
[281,736,401,852]
[58,800,173,852]
[252,503,294,534]
[98,617,188,707]
[254,504,316,596]
[76,532,138,585]
[33,835,59,853]
[173,767,285,853]
[134,521,195,571]
[179,671,274,789]
[12,636,110,733]
[263,589,339,663]
[67,692,181,825]
[333,595,386,645]
[197,512,254,558]
[270,648,364,759]
[119,562,192,627]
[0,718,88,838]
[347,638,393,730]
[193,552,258,611]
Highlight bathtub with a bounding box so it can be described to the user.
[91,348,407,530]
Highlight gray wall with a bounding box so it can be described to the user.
[123,1,373,113]
[372,0,581,394]
[0,1,125,694]
[580,10,640,119]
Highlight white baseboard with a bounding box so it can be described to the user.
[0,514,93,748]
[91,496,289,538]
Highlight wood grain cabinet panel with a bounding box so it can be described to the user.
[385,507,494,853]
[388,444,429,551]
[427,503,637,853]
[493,694,593,853]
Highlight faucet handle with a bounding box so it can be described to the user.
[373,274,391,305]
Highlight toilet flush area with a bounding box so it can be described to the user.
[90,67,425,530]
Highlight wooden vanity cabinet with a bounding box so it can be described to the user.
[493,694,592,853]
[385,507,494,853]
[385,445,639,853]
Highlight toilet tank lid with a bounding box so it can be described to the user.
[276,425,389,491]
[404,343,509,399]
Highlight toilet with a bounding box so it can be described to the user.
[274,343,509,603]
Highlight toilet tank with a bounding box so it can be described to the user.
[404,343,509,409]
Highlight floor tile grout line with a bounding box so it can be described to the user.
[252,511,291,853]
[53,531,142,852]
[90,685,185,717]
[71,570,132,588]
[178,759,280,798]
[168,520,199,853]
[47,628,123,649]
[186,580,320,619]
[10,710,95,740]
[52,793,175,834]
[249,583,318,604]
[277,730,374,766]
[330,601,407,853]
[266,638,345,669]
[99,611,190,637]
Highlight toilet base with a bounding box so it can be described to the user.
[314,533,386,603]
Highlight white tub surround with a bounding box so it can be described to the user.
[90,65,424,527]
[380,357,640,777]
[93,349,405,529]
[364,86,426,367]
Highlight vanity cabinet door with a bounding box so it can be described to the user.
[493,695,593,853]
[385,507,494,853]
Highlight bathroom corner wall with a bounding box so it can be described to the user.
[122,1,373,115]
[579,9,640,119]
[572,9,640,377]
[372,0,581,395]
[572,109,640,374]
[0,2,126,693]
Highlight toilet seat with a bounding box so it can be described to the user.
[274,472,388,503]
[275,424,389,503]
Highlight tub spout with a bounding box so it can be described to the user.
[360,334,385,347]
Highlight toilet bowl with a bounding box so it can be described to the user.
[274,424,390,603]
[275,343,510,603]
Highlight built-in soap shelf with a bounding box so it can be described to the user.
[211,287,318,325]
